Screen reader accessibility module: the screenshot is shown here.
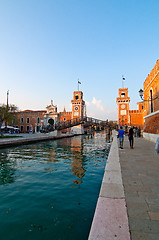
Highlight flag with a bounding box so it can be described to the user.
[78,80,81,84]
[122,75,125,80]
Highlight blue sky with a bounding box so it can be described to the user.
[0,0,158,120]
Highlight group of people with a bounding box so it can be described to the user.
[118,126,136,149]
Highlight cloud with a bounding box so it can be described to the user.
[85,101,90,107]
[91,97,104,111]
[85,97,117,120]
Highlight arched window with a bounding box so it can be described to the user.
[37,117,40,124]
[150,89,153,113]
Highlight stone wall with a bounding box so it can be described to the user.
[144,111,159,134]
[129,110,144,128]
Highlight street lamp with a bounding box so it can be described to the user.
[139,89,144,100]
[139,88,159,101]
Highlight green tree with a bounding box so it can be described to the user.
[0,104,18,132]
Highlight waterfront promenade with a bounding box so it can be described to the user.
[119,136,159,239]
[89,132,159,240]
[0,132,75,148]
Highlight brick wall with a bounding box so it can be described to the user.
[144,59,159,115]
[144,112,159,134]
[13,110,46,133]
[129,110,144,128]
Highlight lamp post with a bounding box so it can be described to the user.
[138,88,159,113]
[139,88,159,101]
[139,89,144,100]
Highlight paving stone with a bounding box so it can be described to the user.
[88,198,130,240]
[99,182,125,199]
[148,233,159,240]
[103,170,123,185]
[129,218,159,233]
[127,208,150,220]
[130,231,153,240]
[148,212,159,221]
[119,137,159,239]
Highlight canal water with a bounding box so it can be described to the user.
[0,132,110,240]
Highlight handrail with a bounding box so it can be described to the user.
[41,117,106,133]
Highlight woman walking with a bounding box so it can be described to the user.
[128,127,134,149]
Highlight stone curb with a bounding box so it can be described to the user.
[0,133,80,149]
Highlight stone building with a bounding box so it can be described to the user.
[12,90,86,133]
[13,110,46,133]
[116,88,144,128]
[142,59,159,137]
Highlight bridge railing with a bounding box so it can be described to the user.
[41,117,106,132]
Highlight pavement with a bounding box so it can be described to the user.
[119,136,159,240]
[89,132,130,240]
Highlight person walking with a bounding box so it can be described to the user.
[128,127,134,149]
[118,126,125,149]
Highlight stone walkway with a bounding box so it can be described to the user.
[119,136,159,240]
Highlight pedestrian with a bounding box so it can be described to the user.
[128,127,134,149]
[137,127,141,137]
[118,126,125,149]
[155,137,159,153]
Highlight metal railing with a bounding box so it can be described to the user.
[41,117,105,133]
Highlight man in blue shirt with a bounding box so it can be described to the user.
[118,126,125,149]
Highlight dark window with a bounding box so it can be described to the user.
[150,89,153,113]
[20,126,23,132]
[75,95,79,100]
[37,117,40,123]
[27,118,29,124]
[26,126,30,132]
[21,118,23,123]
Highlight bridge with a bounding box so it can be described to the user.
[41,117,107,133]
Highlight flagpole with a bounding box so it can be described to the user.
[7,90,9,108]
[77,79,81,91]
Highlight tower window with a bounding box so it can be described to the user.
[121,93,125,97]
[75,95,79,100]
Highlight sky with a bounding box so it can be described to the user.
[0,0,159,120]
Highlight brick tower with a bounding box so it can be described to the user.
[116,88,130,126]
[71,91,85,119]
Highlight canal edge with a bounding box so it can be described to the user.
[88,130,130,240]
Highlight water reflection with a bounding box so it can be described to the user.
[0,133,110,187]
[70,137,85,184]
[0,151,16,185]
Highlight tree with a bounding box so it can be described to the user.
[0,104,18,132]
